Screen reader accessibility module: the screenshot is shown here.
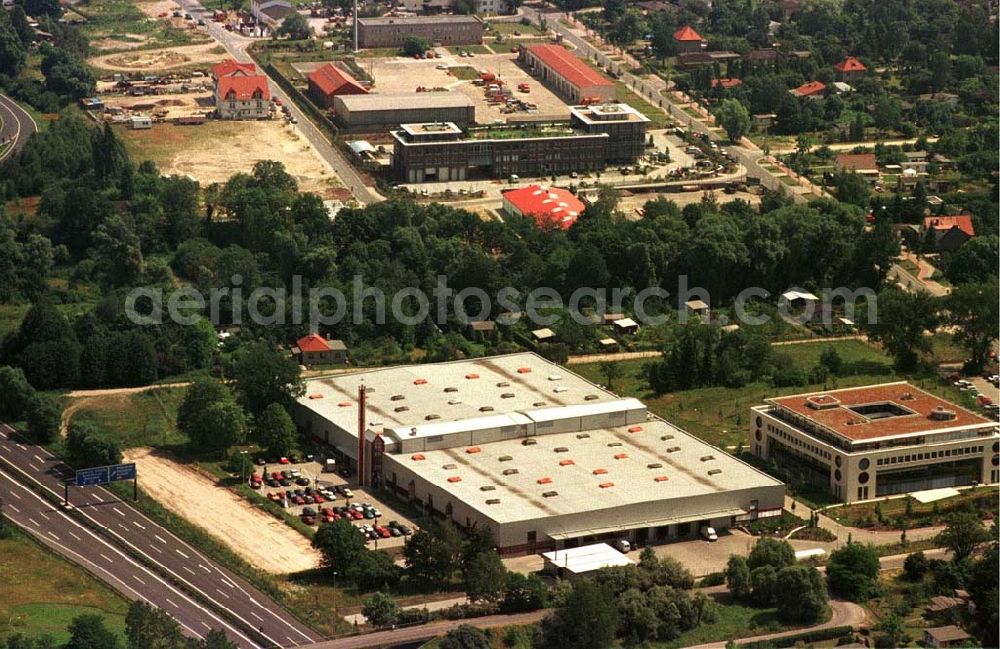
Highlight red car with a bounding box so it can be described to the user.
[312,494,325,504]
[271,471,282,480]
[374,525,390,539]
[293,495,306,505]
[279,457,290,465]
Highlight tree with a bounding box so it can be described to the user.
[0,365,35,420]
[196,630,238,649]
[93,215,144,287]
[538,579,618,649]
[276,12,311,40]
[598,360,623,391]
[773,565,827,623]
[749,565,777,606]
[440,625,490,649]
[402,35,430,56]
[64,614,121,649]
[26,393,61,444]
[312,519,366,572]
[230,342,304,416]
[125,601,185,649]
[875,612,907,647]
[255,403,297,457]
[403,525,459,590]
[967,544,998,648]
[501,572,547,612]
[936,512,989,562]
[177,379,246,456]
[902,550,929,581]
[463,550,506,603]
[833,171,870,207]
[826,542,879,601]
[944,280,999,373]
[747,537,795,571]
[361,592,399,628]
[0,10,26,77]
[819,346,843,375]
[66,422,122,468]
[715,99,752,143]
[725,555,751,599]
[351,550,402,590]
[864,287,938,370]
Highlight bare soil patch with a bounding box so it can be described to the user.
[89,42,225,72]
[124,447,321,574]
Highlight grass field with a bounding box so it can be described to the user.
[653,596,823,648]
[827,485,999,529]
[488,21,543,36]
[448,65,481,80]
[614,82,669,128]
[66,387,188,450]
[0,530,128,643]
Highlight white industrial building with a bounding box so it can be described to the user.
[542,543,634,579]
[295,353,785,554]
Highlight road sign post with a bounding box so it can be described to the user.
[72,463,138,503]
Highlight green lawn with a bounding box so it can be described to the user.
[614,82,670,128]
[66,386,188,450]
[488,21,543,36]
[448,65,482,80]
[0,530,128,644]
[653,597,824,648]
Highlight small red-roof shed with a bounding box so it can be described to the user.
[791,80,826,97]
[673,25,704,42]
[833,56,866,73]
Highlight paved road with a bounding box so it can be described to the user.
[0,93,38,161]
[0,469,260,648]
[0,423,324,649]
[171,0,381,205]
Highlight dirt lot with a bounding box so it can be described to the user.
[89,42,225,72]
[136,0,183,20]
[119,120,345,198]
[91,33,155,52]
[617,187,762,219]
[124,448,321,574]
[102,90,214,119]
[315,49,572,124]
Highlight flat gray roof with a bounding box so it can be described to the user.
[389,416,783,523]
[358,15,481,26]
[335,92,475,112]
[298,352,619,434]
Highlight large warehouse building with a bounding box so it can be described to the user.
[518,43,615,104]
[751,383,999,503]
[357,15,484,48]
[333,92,476,132]
[295,353,784,554]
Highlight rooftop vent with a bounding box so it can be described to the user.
[502,468,519,475]
[660,434,675,441]
[929,406,957,421]
[479,406,495,412]
[444,387,458,393]
[425,414,440,421]
[708,469,722,476]
[413,378,427,385]
[498,455,512,462]
[542,491,558,497]
[553,387,568,393]
[806,394,841,410]
[533,401,547,407]
[647,463,663,469]
[465,373,480,379]
[554,447,569,453]
[614,453,628,460]
[559,459,575,466]
[443,463,457,470]
[548,375,562,381]
[338,402,352,407]
[411,454,426,461]
[593,468,608,475]
[522,438,537,446]
[466,447,482,454]
[654,475,669,482]
[576,433,590,439]
[486,498,500,505]
[448,399,462,405]
[608,442,623,447]
[394,406,409,413]
[308,394,323,400]
[598,481,615,489]
[517,367,532,374]
[666,446,681,453]
[480,485,496,491]
[497,381,510,387]
[391,394,405,401]
[584,394,599,401]
[628,426,643,433]
[700,455,715,462]
[447,476,462,483]
[501,392,515,399]
[537,477,553,484]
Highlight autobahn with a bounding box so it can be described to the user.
[0,93,38,161]
[0,469,260,648]
[0,423,324,649]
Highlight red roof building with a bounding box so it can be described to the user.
[308,63,367,108]
[790,80,826,97]
[294,334,347,365]
[710,78,742,89]
[833,56,867,81]
[924,215,974,238]
[924,215,975,251]
[217,75,270,102]
[212,60,257,80]
[673,25,705,52]
[519,44,615,103]
[502,185,585,230]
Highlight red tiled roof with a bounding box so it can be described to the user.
[297,334,332,353]
[768,382,993,441]
[792,80,825,96]
[710,78,742,89]
[213,60,257,79]
[503,184,585,230]
[833,56,866,72]
[924,215,974,237]
[308,63,367,97]
[836,153,878,172]
[673,25,704,41]
[525,44,613,90]
[218,74,270,101]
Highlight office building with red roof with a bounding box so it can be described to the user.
[308,63,367,109]
[518,43,615,103]
[752,382,999,502]
[502,185,585,230]
[833,56,867,81]
[673,25,705,52]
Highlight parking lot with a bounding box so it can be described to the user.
[251,456,418,550]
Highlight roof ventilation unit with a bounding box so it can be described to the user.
[394,405,409,413]
[522,438,537,446]
[517,367,532,374]
[613,453,628,460]
[598,482,614,488]
[647,463,663,469]
[708,469,722,475]
[553,387,568,393]
[443,463,457,470]
[480,485,496,491]
[466,447,482,454]
[425,413,440,421]
[391,394,405,401]
[497,381,510,387]
[479,406,495,412]
[660,434,674,441]
[700,455,715,462]
[413,378,427,385]
[542,491,558,498]
[548,375,562,381]
[584,394,599,401]
[501,392,515,399]
[533,401,547,407]
[576,433,590,439]
[536,477,553,484]
[502,468,519,475]
[465,373,480,379]
[559,459,575,466]
[666,446,681,453]
[444,387,458,393]
[486,498,501,505]
[607,442,623,447]
[447,476,462,483]
[929,406,957,421]
[498,455,512,462]
[554,447,569,453]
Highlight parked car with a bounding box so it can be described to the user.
[279,457,290,464]
[374,525,390,539]
[302,507,316,516]
[279,478,291,487]
[295,477,310,486]
[700,526,718,542]
[312,494,325,504]
[614,539,631,553]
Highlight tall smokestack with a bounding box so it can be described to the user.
[353,0,358,53]
[357,384,366,487]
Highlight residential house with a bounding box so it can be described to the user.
[673,25,706,53]
[612,318,639,335]
[835,153,879,182]
[531,328,557,342]
[777,0,800,20]
[293,334,347,366]
[790,80,825,98]
[678,51,741,68]
[637,0,675,13]
[923,214,975,252]
[308,63,367,109]
[213,60,271,120]
[780,290,818,310]
[833,56,866,81]
[466,320,497,342]
[710,78,742,89]
[923,626,972,649]
[251,0,293,30]
[745,48,779,67]
[684,299,710,320]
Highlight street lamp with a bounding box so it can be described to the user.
[239,450,249,485]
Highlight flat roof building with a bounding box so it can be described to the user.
[518,44,615,103]
[333,92,475,132]
[502,184,584,230]
[357,15,483,49]
[308,63,366,109]
[542,543,634,579]
[296,353,785,554]
[751,382,999,502]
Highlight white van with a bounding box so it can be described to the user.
[323,458,336,472]
[614,539,632,553]
[700,526,718,542]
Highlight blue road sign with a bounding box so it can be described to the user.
[75,466,110,487]
[109,463,136,482]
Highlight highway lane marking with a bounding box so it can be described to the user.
[37,511,48,520]
[92,493,104,503]
[68,531,81,541]
[7,490,19,499]
[150,544,162,554]
[113,507,125,516]
[48,531,59,541]
[176,549,190,559]
[221,577,236,589]
[166,598,178,608]
[134,575,145,585]
[33,454,44,463]
[250,612,263,622]
[28,518,39,527]
[7,504,19,513]
[183,566,196,575]
[15,443,26,450]
[28,463,39,472]
[198,564,211,573]
[100,553,114,562]
[118,524,129,532]
[133,521,146,530]
[155,534,167,543]
[216,588,230,599]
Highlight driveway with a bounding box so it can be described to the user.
[0,93,38,160]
